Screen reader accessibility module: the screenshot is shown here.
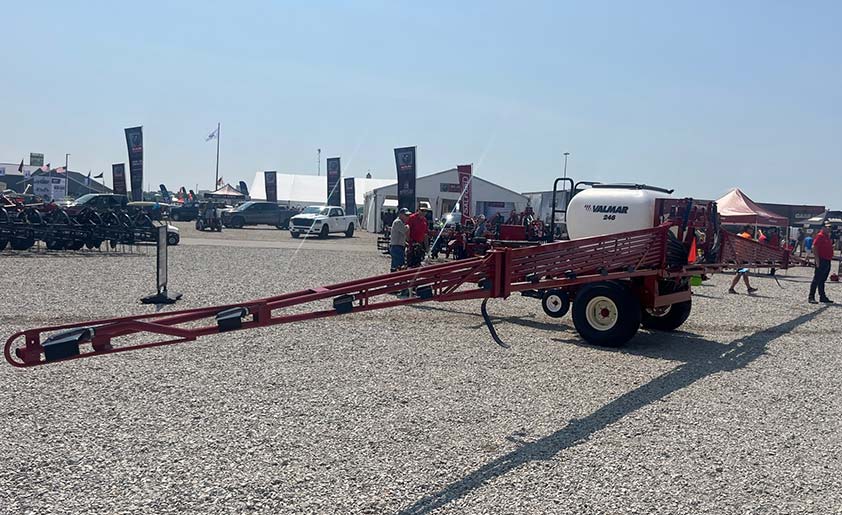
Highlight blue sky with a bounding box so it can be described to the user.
[2,1,840,205]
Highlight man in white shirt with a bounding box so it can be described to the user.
[389,208,410,272]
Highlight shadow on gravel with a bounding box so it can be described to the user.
[397,307,828,515]
[409,304,571,333]
[0,250,141,258]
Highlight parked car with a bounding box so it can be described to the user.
[220,201,297,229]
[127,201,171,221]
[67,193,128,214]
[170,201,200,221]
[289,205,357,238]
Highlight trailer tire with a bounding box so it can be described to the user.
[572,282,641,347]
[541,289,570,318]
[641,300,692,331]
[10,237,35,250]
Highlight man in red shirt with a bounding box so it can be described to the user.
[406,205,429,268]
[809,223,834,304]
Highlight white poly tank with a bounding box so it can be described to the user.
[565,186,671,240]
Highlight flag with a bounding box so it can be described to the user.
[18,160,23,173]
[40,164,50,172]
[54,166,66,174]
[206,126,219,141]
[86,172,91,185]
[217,177,224,187]
[94,172,104,179]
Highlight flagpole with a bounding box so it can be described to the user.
[214,122,220,189]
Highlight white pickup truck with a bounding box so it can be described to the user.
[289,205,357,239]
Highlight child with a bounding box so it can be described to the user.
[728,268,758,294]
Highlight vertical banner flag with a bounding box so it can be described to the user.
[124,126,144,201]
[264,171,277,202]
[112,163,127,195]
[394,146,417,211]
[457,164,473,218]
[344,177,356,216]
[326,157,341,206]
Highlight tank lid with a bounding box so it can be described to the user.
[591,183,674,194]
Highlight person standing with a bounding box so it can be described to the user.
[809,223,834,304]
[389,208,410,272]
[406,205,429,268]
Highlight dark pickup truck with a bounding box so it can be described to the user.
[221,201,298,229]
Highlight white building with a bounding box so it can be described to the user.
[248,172,394,208]
[362,168,528,232]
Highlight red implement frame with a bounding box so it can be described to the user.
[5,222,798,368]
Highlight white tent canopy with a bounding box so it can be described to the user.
[363,168,527,232]
[249,172,393,208]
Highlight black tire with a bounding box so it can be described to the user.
[319,225,329,239]
[641,300,692,331]
[541,289,570,318]
[67,240,85,251]
[0,239,8,251]
[291,232,300,238]
[230,216,245,229]
[172,212,181,221]
[11,237,35,250]
[167,232,180,246]
[46,239,67,250]
[572,282,641,347]
[345,224,354,238]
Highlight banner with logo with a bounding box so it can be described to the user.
[457,164,473,218]
[326,157,341,206]
[394,146,417,211]
[33,176,66,201]
[124,126,144,201]
[112,163,127,195]
[343,177,356,216]
[264,171,277,202]
[29,153,44,167]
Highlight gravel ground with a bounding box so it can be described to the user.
[1,234,840,515]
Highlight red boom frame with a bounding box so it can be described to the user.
[5,213,801,368]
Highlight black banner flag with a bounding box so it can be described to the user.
[394,146,417,211]
[326,157,341,206]
[112,163,127,195]
[124,126,144,201]
[344,177,356,216]
[264,171,277,202]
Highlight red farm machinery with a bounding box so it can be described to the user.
[4,180,800,368]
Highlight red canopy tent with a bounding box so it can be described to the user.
[715,188,788,226]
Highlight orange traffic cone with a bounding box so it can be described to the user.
[687,238,697,264]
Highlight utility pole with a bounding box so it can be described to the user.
[214,122,221,189]
[317,148,321,176]
[65,153,70,198]
[562,152,570,180]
